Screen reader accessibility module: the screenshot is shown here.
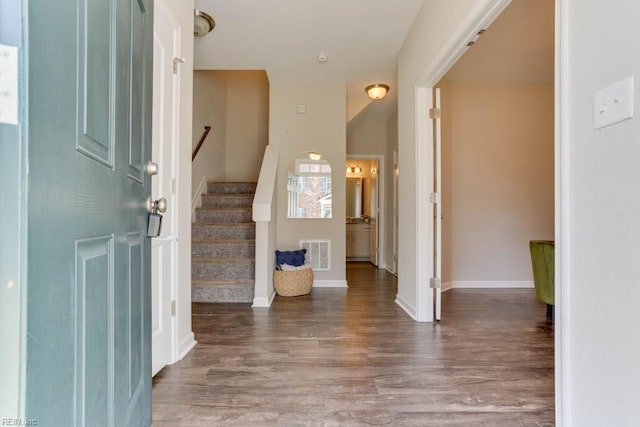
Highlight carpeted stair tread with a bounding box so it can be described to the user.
[192,181,257,303]
[191,257,255,264]
[192,278,255,286]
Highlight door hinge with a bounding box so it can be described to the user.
[429,107,441,119]
[171,178,176,195]
[430,277,442,289]
[171,300,176,316]
[172,57,186,74]
[429,192,441,204]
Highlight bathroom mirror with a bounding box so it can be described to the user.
[287,157,332,219]
[346,178,363,218]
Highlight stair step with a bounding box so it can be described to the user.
[192,279,254,303]
[201,193,253,208]
[195,207,252,224]
[192,240,255,258]
[207,181,257,195]
[191,257,255,280]
[192,223,255,240]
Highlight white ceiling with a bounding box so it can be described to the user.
[445,0,555,84]
[193,0,425,121]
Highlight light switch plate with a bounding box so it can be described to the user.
[296,104,306,114]
[593,76,634,130]
[0,44,19,125]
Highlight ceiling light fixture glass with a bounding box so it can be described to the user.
[308,151,322,161]
[194,10,215,37]
[366,84,390,100]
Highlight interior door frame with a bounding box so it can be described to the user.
[346,154,385,269]
[412,0,565,424]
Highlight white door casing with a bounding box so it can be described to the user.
[151,4,181,376]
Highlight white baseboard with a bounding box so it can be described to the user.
[191,176,208,220]
[395,294,417,320]
[313,280,348,288]
[444,280,534,289]
[384,265,398,277]
[178,332,197,361]
[252,290,276,308]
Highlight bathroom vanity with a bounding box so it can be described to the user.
[346,222,370,259]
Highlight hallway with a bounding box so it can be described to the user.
[153,262,554,426]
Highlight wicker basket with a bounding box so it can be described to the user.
[273,268,313,297]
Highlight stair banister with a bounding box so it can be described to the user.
[252,145,279,307]
[192,126,212,161]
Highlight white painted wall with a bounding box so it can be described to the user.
[397,0,490,318]
[192,70,269,197]
[156,0,195,359]
[563,1,640,424]
[440,81,554,284]
[269,82,346,284]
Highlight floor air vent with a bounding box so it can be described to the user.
[300,239,330,271]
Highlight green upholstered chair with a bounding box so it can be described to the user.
[529,240,555,320]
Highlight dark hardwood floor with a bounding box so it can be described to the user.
[153,262,554,426]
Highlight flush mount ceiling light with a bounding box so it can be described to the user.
[194,10,215,37]
[366,84,390,100]
[307,151,322,161]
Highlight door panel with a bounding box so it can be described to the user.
[151,3,179,376]
[26,0,153,425]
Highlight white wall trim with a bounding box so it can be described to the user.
[314,280,348,288]
[556,0,569,424]
[177,332,197,361]
[395,295,417,320]
[191,175,208,220]
[384,265,398,277]
[443,281,534,290]
[252,290,276,308]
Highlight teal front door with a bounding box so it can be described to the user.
[26,0,154,425]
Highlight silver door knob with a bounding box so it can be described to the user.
[146,161,158,176]
[154,198,167,213]
[147,197,167,213]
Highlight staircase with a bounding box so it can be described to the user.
[192,182,256,303]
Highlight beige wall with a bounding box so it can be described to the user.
[440,81,554,283]
[270,82,346,283]
[346,113,387,155]
[225,71,270,181]
[192,70,269,197]
[192,70,227,194]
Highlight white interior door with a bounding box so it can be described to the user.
[369,161,379,266]
[151,5,180,376]
[432,88,443,320]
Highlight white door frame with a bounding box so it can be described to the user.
[151,1,182,373]
[346,154,385,269]
[411,0,566,424]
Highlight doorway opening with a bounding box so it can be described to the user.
[345,156,385,268]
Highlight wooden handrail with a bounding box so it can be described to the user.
[192,126,212,161]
